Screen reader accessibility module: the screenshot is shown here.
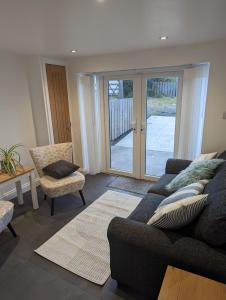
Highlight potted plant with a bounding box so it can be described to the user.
[0,144,23,175]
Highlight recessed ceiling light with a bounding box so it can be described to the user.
[160,36,168,40]
[71,49,77,53]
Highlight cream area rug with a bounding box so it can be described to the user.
[35,190,141,285]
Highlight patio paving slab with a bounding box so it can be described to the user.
[111,115,175,176]
[111,146,173,177]
[116,115,175,152]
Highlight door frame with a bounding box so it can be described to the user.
[103,74,141,178]
[140,71,184,180]
[41,58,72,144]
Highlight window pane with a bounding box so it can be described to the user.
[108,80,134,172]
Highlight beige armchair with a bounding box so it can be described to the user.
[0,201,17,237]
[30,143,86,216]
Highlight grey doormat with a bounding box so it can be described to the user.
[108,176,153,195]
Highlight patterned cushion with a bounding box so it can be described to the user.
[0,201,14,233]
[147,194,208,229]
[158,180,208,209]
[166,159,224,192]
[40,171,85,198]
[194,152,218,161]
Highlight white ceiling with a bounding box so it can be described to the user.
[0,0,226,58]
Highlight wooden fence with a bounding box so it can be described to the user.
[109,98,133,143]
[148,80,177,98]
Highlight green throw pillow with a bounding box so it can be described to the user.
[166,159,224,192]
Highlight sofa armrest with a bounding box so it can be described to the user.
[108,217,226,286]
[165,158,192,174]
[107,217,180,297]
[108,217,183,256]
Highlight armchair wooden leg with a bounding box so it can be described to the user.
[7,223,17,237]
[51,198,55,216]
[79,190,86,206]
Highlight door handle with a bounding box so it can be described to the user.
[141,123,146,133]
[131,121,137,133]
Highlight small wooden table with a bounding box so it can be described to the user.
[0,167,39,209]
[158,266,226,300]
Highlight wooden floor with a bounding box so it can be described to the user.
[158,266,226,300]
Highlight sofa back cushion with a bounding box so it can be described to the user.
[218,151,226,160]
[204,161,226,194]
[148,174,176,196]
[194,191,226,247]
[128,193,164,223]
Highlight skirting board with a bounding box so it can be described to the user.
[0,178,40,201]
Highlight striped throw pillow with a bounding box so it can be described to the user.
[157,179,208,209]
[147,194,208,229]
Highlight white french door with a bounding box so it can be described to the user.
[104,75,141,178]
[104,71,183,180]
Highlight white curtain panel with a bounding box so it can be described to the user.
[78,75,103,174]
[178,64,210,160]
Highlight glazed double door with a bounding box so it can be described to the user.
[104,72,182,180]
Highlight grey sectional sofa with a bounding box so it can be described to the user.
[107,154,226,299]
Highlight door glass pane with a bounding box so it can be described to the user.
[108,79,134,172]
[145,77,179,177]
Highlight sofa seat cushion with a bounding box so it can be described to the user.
[128,193,165,223]
[148,174,176,196]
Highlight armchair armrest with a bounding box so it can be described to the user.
[165,158,192,174]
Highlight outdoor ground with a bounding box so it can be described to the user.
[111,115,175,176]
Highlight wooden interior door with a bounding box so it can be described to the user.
[46,64,72,143]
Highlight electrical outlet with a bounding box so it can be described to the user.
[223,112,226,119]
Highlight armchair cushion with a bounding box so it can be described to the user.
[43,160,79,179]
[40,171,85,198]
[29,143,73,177]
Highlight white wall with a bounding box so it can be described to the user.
[67,40,226,167]
[0,53,37,196]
